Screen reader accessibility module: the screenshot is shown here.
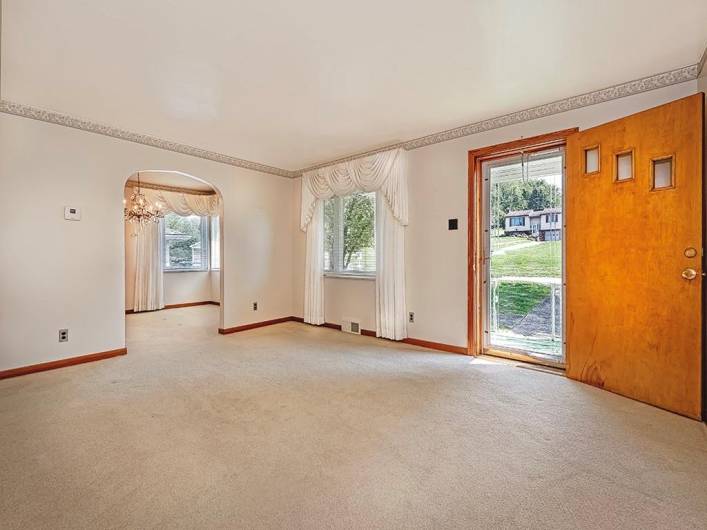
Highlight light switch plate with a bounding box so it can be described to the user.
[64,206,81,221]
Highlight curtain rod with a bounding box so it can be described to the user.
[125,180,217,196]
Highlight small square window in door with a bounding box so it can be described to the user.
[652,156,674,190]
[584,146,600,174]
[615,151,634,181]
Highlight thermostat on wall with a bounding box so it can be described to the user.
[64,206,81,221]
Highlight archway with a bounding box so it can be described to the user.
[122,170,224,333]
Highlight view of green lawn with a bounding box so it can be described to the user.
[489,235,532,250]
[496,282,551,316]
[489,236,561,332]
[491,239,561,277]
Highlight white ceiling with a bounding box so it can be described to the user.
[2,1,706,171]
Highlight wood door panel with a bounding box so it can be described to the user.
[566,94,703,419]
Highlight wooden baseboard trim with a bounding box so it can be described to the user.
[217,316,379,336]
[217,316,465,356]
[219,316,295,334]
[299,319,464,353]
[166,301,220,309]
[126,301,219,314]
[0,348,127,380]
[402,337,468,355]
[322,321,376,336]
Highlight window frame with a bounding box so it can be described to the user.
[613,148,635,183]
[323,192,377,279]
[583,144,601,175]
[209,216,220,271]
[650,154,676,191]
[468,128,575,368]
[162,212,210,273]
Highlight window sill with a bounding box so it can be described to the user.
[324,273,376,281]
[164,269,209,273]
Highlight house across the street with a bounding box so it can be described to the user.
[504,208,562,241]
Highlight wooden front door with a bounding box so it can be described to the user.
[566,94,704,419]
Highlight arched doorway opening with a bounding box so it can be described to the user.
[122,170,224,334]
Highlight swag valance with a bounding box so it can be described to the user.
[142,188,221,217]
[300,148,408,230]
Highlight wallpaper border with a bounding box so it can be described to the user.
[0,62,701,178]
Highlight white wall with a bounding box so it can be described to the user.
[292,81,699,347]
[210,270,221,303]
[324,277,376,331]
[163,272,214,306]
[0,113,294,371]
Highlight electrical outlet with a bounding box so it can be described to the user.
[59,329,69,342]
[408,312,415,323]
[253,302,258,311]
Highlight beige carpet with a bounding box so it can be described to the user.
[1,305,706,529]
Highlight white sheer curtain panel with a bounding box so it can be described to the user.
[300,148,408,340]
[303,201,325,324]
[133,220,164,312]
[376,194,407,340]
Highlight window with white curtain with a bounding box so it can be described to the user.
[162,212,209,271]
[210,216,220,270]
[323,191,376,276]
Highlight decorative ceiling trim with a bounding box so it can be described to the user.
[298,63,700,173]
[0,62,701,178]
[698,43,707,77]
[0,99,298,178]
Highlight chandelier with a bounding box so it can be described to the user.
[124,172,165,224]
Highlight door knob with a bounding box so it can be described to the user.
[681,268,698,280]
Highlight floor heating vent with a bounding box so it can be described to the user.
[341,319,361,335]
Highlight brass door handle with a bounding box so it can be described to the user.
[681,268,698,280]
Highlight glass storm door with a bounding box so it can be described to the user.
[482,147,565,365]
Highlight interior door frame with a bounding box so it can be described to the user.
[467,128,578,367]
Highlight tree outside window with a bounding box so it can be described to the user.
[163,212,209,270]
[323,192,376,275]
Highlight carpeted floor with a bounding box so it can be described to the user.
[1,305,706,529]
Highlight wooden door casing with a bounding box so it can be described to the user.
[566,94,704,419]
